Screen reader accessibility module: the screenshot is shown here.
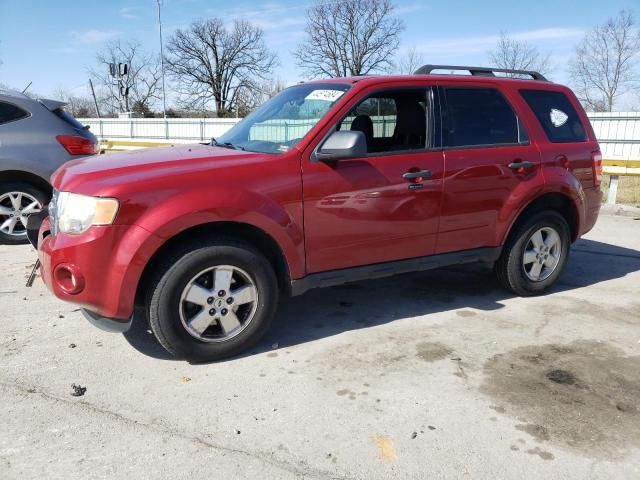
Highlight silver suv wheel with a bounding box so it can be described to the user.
[179,265,258,342]
[522,226,562,282]
[0,191,42,239]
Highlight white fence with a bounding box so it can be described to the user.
[587,113,640,160]
[79,117,240,143]
[78,113,640,159]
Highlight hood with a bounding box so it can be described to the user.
[51,143,265,195]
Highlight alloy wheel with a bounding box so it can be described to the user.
[179,265,258,342]
[522,226,562,282]
[0,192,42,238]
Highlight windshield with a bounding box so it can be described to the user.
[216,83,350,154]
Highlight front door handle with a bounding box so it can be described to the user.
[402,170,432,181]
[508,160,534,171]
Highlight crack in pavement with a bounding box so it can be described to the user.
[0,380,352,480]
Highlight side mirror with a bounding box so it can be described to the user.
[314,130,367,161]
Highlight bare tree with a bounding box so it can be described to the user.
[394,46,425,74]
[235,78,287,117]
[262,78,287,99]
[294,0,404,78]
[569,10,640,112]
[89,40,162,114]
[234,85,264,118]
[165,19,277,116]
[487,33,551,77]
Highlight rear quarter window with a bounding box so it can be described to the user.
[520,89,586,143]
[0,101,29,125]
[53,108,86,131]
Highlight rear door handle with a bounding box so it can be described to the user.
[508,160,534,171]
[402,170,432,181]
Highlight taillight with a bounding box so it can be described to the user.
[591,151,603,186]
[56,135,98,155]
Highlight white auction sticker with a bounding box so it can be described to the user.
[305,89,345,102]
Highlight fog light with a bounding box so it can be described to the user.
[54,264,85,295]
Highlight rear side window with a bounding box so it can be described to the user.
[520,90,586,143]
[0,101,29,125]
[442,87,527,148]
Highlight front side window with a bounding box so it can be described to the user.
[442,87,527,148]
[520,89,586,143]
[0,101,29,125]
[217,83,350,154]
[337,90,428,153]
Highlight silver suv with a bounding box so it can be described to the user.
[0,89,98,244]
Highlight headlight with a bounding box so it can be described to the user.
[55,192,119,234]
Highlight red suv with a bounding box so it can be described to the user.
[32,65,602,361]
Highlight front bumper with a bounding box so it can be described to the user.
[81,308,132,333]
[37,218,163,322]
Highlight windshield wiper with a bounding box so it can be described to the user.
[213,140,245,151]
[226,142,245,150]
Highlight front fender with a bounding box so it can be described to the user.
[125,185,305,279]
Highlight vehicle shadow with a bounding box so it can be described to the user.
[123,306,175,360]
[123,238,640,362]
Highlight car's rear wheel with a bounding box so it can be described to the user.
[0,182,48,245]
[495,210,571,296]
[147,238,279,361]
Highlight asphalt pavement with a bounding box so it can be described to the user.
[1,212,639,479]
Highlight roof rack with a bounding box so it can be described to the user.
[414,65,548,82]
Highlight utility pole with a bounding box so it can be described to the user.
[88,79,101,118]
[157,0,168,119]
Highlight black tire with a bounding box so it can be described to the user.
[147,238,279,361]
[495,210,571,297]
[0,182,50,245]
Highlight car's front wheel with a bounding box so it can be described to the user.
[0,182,48,245]
[147,238,279,361]
[495,210,571,296]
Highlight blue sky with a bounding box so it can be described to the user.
[0,0,637,102]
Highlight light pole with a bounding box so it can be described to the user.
[157,0,168,119]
